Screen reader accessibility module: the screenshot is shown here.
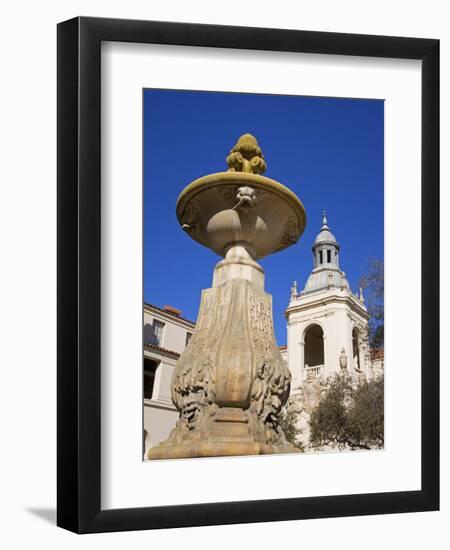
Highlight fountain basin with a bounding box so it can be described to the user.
[176,171,306,260]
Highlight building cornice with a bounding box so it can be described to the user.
[144,342,181,359]
[285,292,369,320]
[144,398,177,412]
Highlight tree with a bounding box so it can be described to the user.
[348,376,384,448]
[279,397,305,451]
[359,258,384,349]
[309,372,384,451]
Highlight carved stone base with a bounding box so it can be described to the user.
[147,274,298,460]
[147,406,296,459]
[148,438,292,459]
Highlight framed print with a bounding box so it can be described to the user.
[57,17,439,533]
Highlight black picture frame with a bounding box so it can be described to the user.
[57,16,439,533]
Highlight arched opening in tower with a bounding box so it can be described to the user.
[352,327,361,371]
[304,324,325,368]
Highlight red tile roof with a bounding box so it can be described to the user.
[163,305,183,316]
[144,302,195,326]
[370,349,384,360]
[144,342,181,359]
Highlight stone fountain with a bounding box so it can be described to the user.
[148,134,306,459]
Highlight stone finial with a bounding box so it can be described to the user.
[290,280,298,299]
[339,347,348,369]
[359,287,365,302]
[226,133,267,175]
[321,210,329,229]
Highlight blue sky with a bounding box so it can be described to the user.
[143,89,384,345]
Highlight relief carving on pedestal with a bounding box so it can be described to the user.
[169,359,217,444]
[161,280,294,452]
[247,286,294,450]
[165,283,232,443]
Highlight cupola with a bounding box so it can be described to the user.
[312,211,340,269]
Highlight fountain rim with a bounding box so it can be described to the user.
[176,171,307,231]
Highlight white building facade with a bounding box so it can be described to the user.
[143,303,194,453]
[285,212,373,391]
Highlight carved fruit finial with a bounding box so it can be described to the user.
[226,133,267,175]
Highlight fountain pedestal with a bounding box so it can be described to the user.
[148,134,306,459]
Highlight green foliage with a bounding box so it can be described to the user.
[309,372,384,451]
[279,398,305,452]
[359,258,384,350]
[349,376,384,448]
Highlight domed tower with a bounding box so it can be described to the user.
[285,212,370,390]
[305,211,343,291]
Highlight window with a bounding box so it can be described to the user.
[185,332,192,347]
[152,320,165,346]
[304,324,325,367]
[352,327,361,371]
[319,250,323,264]
[143,358,159,399]
[327,250,331,263]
